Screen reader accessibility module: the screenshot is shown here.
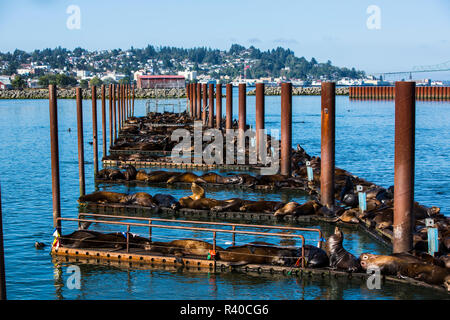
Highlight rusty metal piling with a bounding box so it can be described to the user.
[76,88,86,197]
[91,86,98,177]
[320,82,335,209]
[238,83,246,131]
[101,85,107,159]
[393,81,416,253]
[226,84,233,130]
[280,83,292,176]
[216,83,222,129]
[255,83,265,161]
[208,83,214,127]
[202,83,208,124]
[49,85,61,234]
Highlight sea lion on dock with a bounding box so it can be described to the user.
[326,227,360,272]
[78,191,128,204]
[197,172,242,185]
[256,174,287,185]
[97,168,125,180]
[167,172,206,184]
[122,192,157,208]
[239,200,285,213]
[60,230,151,250]
[148,239,224,257]
[153,194,179,208]
[273,200,322,217]
[120,164,137,180]
[218,242,298,266]
[359,253,422,275]
[398,263,450,287]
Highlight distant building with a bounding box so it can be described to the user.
[178,70,197,81]
[137,75,185,89]
[0,76,11,90]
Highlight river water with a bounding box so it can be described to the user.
[0,91,448,299]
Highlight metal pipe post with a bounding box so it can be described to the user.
[320,82,335,209]
[91,85,98,177]
[49,84,61,234]
[76,88,86,197]
[280,83,292,176]
[238,83,246,131]
[226,84,233,130]
[255,83,265,159]
[216,83,222,129]
[208,83,214,127]
[393,81,415,253]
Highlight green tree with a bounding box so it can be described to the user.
[11,75,26,89]
[80,79,89,89]
[118,77,130,84]
[90,76,103,86]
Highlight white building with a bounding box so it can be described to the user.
[178,70,197,81]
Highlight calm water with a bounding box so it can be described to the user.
[0,91,449,300]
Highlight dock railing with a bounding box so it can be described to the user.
[56,213,324,268]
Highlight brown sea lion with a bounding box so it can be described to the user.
[359,253,422,275]
[60,230,151,250]
[198,172,242,185]
[336,208,360,224]
[399,263,450,287]
[239,200,285,213]
[122,192,157,208]
[97,168,125,180]
[148,239,224,257]
[189,182,205,200]
[273,201,321,217]
[256,174,286,185]
[218,243,298,266]
[274,202,301,217]
[167,172,205,184]
[326,227,360,272]
[120,164,137,181]
[372,208,393,229]
[78,191,127,204]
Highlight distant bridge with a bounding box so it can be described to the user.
[372,60,450,79]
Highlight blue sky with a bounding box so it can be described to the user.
[0,0,449,78]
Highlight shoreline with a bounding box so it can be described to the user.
[0,87,349,99]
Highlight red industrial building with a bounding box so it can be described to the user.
[137,75,185,89]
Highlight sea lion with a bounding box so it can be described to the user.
[274,202,300,217]
[359,253,422,275]
[138,170,180,183]
[189,182,205,200]
[153,194,179,208]
[120,164,137,181]
[301,245,329,268]
[372,207,393,229]
[59,230,152,249]
[167,172,205,184]
[218,242,298,266]
[97,168,125,180]
[336,208,360,224]
[78,191,128,204]
[122,192,157,208]
[148,239,224,257]
[256,174,286,185]
[239,200,285,213]
[197,172,242,185]
[326,227,360,272]
[398,263,450,287]
[273,201,321,217]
